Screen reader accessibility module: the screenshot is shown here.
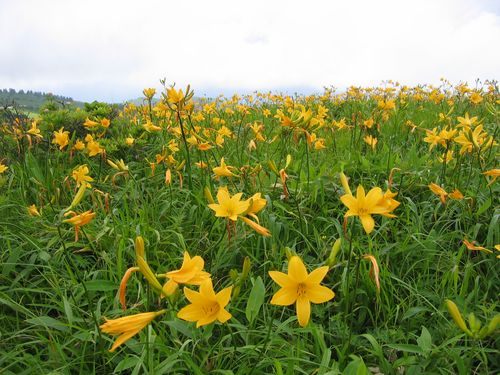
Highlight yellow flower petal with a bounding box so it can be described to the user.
[270,286,297,306]
[296,297,311,327]
[288,256,308,283]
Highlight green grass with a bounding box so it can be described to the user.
[0,83,499,374]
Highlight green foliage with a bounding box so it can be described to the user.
[0,83,499,374]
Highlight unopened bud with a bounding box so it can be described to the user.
[232,285,241,300]
[65,183,87,212]
[339,172,352,196]
[242,256,251,279]
[327,238,342,266]
[135,236,145,258]
[445,299,472,336]
[204,187,215,204]
[229,269,239,281]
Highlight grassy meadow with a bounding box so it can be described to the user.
[0,80,499,374]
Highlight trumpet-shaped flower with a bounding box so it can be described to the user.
[63,210,96,241]
[100,309,166,352]
[52,128,70,150]
[72,165,94,187]
[363,135,378,150]
[213,157,235,178]
[208,187,250,221]
[177,279,232,327]
[269,256,334,327]
[429,183,448,204]
[27,204,41,217]
[244,193,267,220]
[27,121,42,138]
[482,169,500,186]
[87,140,104,157]
[340,185,395,234]
[162,252,211,295]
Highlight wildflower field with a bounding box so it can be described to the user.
[0,80,498,374]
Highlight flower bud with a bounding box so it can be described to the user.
[242,256,251,279]
[445,299,472,336]
[135,236,145,258]
[327,238,342,266]
[204,187,215,204]
[339,172,352,196]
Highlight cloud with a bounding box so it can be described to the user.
[0,0,498,102]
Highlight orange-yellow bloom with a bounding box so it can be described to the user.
[363,135,378,150]
[27,204,41,217]
[84,118,99,129]
[52,128,70,150]
[482,169,500,186]
[72,165,93,187]
[463,240,493,254]
[63,210,96,241]
[100,118,110,128]
[429,183,448,204]
[269,256,334,327]
[177,279,232,327]
[0,162,8,174]
[162,252,211,296]
[87,140,104,157]
[340,185,396,234]
[100,310,166,352]
[208,187,250,221]
[213,157,235,178]
[244,193,267,220]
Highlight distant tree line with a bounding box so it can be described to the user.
[0,88,83,112]
[0,88,74,102]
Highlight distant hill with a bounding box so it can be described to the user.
[0,89,85,112]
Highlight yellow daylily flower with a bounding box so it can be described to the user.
[27,121,43,138]
[177,279,232,327]
[167,87,185,105]
[244,193,267,220]
[340,185,393,234]
[269,256,335,327]
[100,118,111,128]
[52,128,70,150]
[208,187,250,221]
[27,204,41,217]
[63,210,96,241]
[87,140,104,157]
[162,252,211,296]
[429,183,448,204]
[213,157,235,178]
[74,139,86,151]
[84,118,99,129]
[363,135,378,150]
[0,162,8,174]
[71,165,94,187]
[463,239,493,254]
[100,309,166,352]
[143,121,162,132]
[143,88,156,99]
[482,169,500,186]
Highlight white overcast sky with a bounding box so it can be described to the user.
[1,0,499,102]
